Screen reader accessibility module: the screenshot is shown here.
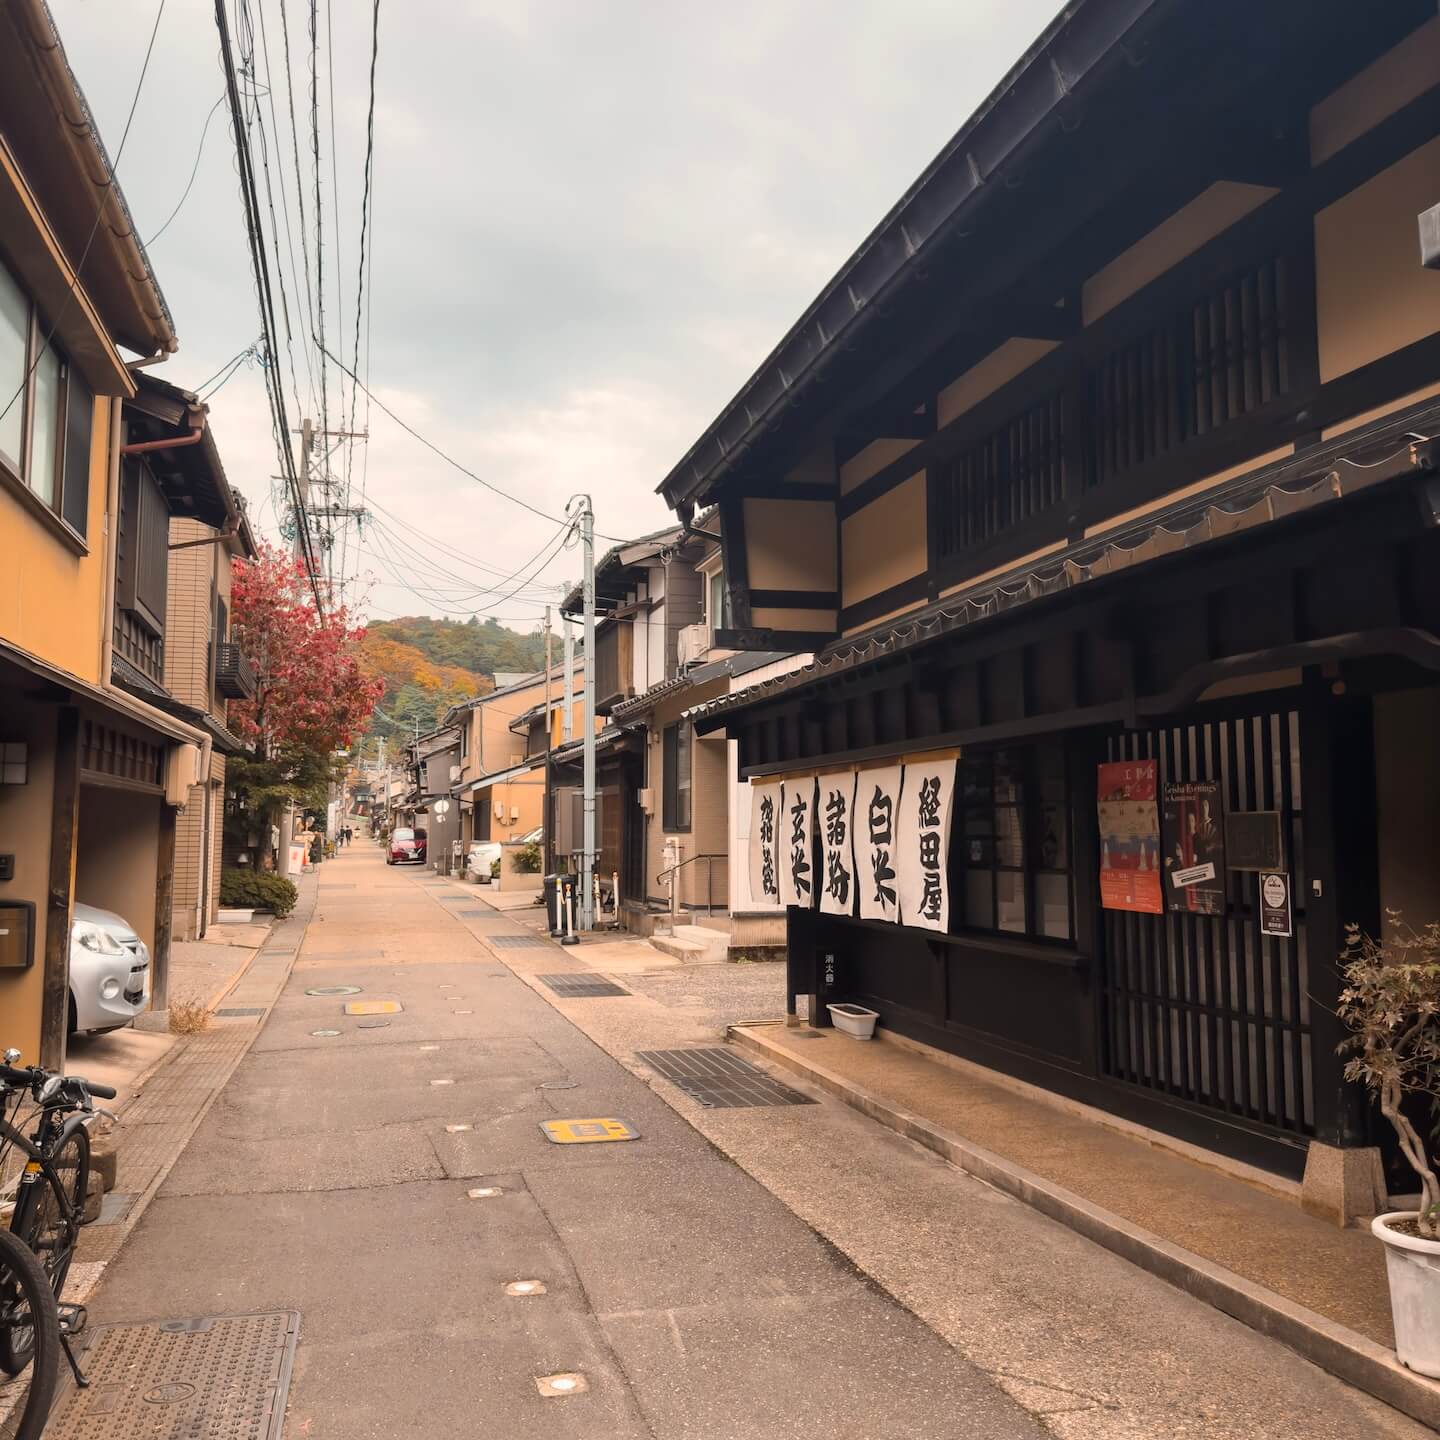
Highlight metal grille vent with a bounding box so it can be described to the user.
[537,974,629,998]
[637,1048,815,1108]
[488,934,554,950]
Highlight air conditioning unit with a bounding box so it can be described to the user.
[637,788,654,815]
[676,621,710,667]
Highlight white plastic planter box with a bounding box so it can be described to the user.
[1373,1212,1440,1377]
[216,908,255,924]
[827,1002,878,1039]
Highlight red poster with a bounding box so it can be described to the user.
[1097,760,1163,914]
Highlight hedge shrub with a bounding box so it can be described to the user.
[219,869,298,918]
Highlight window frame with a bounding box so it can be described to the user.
[0,256,89,547]
[661,721,693,833]
[955,741,1073,944]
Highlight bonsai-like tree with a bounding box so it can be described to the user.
[1337,919,1440,1238]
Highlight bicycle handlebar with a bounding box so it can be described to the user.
[0,1063,116,1102]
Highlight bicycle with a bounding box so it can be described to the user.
[0,1227,56,1440]
[0,1051,117,1406]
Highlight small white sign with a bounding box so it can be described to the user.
[1171,861,1217,888]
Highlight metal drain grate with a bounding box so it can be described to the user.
[636,1048,816,1108]
[537,973,629,998]
[489,934,555,949]
[49,1310,299,1439]
[453,908,507,919]
[215,1006,264,1017]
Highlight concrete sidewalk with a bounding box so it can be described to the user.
[447,886,1430,1439]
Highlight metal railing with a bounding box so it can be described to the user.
[656,852,726,920]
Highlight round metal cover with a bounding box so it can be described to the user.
[305,985,362,997]
[540,1080,577,1090]
[310,1029,342,1038]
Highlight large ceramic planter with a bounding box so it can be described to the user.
[1373,1211,1440,1378]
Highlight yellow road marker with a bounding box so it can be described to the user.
[540,1118,639,1145]
[343,999,402,1016]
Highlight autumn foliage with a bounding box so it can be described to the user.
[229,545,382,761]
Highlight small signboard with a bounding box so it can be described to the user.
[1259,871,1293,937]
[540,1118,640,1144]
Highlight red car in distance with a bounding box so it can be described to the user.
[387,827,427,865]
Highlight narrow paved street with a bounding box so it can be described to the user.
[79,844,1044,1439]
[68,841,1430,1439]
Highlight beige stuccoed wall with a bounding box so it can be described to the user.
[743,497,836,591]
[0,698,58,1063]
[841,473,927,608]
[1314,134,1440,383]
[0,392,113,681]
[74,783,160,959]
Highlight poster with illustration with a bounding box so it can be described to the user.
[1162,779,1225,915]
[1097,760,1162,914]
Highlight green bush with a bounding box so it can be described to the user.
[513,842,543,874]
[220,869,298,918]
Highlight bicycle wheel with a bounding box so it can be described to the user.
[0,1226,58,1440]
[0,1124,87,1373]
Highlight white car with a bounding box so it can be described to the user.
[465,841,501,881]
[70,902,151,1035]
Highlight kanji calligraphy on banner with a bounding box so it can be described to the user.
[857,764,903,923]
[749,780,783,905]
[897,758,955,931]
[779,776,816,909]
[817,770,858,917]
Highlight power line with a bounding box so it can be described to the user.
[144,92,225,246]
[315,340,627,541]
[0,0,168,427]
[215,0,323,608]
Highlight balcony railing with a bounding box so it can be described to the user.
[214,642,257,700]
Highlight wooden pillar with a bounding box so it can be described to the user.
[1300,686,1379,1149]
[151,801,177,1012]
[40,707,80,1069]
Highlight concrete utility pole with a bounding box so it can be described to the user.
[574,496,597,930]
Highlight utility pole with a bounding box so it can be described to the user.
[287,418,369,582]
[543,605,554,875]
[293,418,313,562]
[576,497,597,930]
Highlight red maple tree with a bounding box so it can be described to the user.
[228,544,381,760]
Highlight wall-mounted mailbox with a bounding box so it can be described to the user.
[0,902,36,969]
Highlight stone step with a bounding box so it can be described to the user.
[654,924,730,964]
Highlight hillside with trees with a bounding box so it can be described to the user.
[359,615,548,747]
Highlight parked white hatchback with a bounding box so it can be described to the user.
[70,902,151,1035]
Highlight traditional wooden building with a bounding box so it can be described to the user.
[663,0,1440,1217]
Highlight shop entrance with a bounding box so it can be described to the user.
[1099,708,1314,1141]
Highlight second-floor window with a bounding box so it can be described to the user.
[707,568,726,637]
[0,256,93,539]
[662,722,692,832]
[116,458,170,640]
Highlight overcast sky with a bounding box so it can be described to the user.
[54,0,1058,633]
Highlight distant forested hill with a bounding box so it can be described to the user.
[359,616,547,747]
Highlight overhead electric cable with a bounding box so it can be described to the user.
[144,92,225,245]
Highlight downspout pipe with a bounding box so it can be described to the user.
[120,426,204,457]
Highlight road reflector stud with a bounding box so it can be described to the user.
[505,1280,546,1297]
[343,999,401,1016]
[468,1186,500,1198]
[452,1009,473,1015]
[430,1079,454,1086]
[445,1123,471,1133]
[419,1044,440,1051]
[540,1118,639,1145]
[535,1373,587,1397]
[310,1029,341,1038]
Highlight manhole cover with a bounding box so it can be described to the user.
[540,1080,578,1090]
[343,999,402,1016]
[540,1118,640,1144]
[310,1029,341,1038]
[48,1310,299,1438]
[636,1048,816,1109]
[489,934,554,949]
[537,973,629,997]
[215,1007,264,1017]
[305,985,361,997]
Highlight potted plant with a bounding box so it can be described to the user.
[1338,918,1440,1378]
